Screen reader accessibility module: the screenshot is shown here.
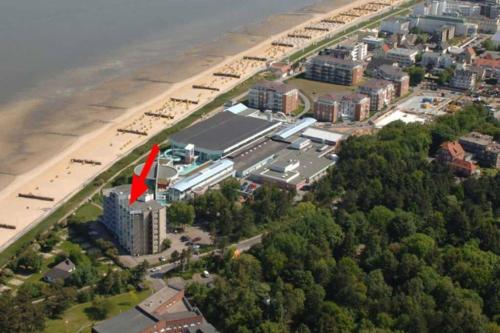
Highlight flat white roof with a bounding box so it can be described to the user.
[224,103,249,114]
[170,159,234,193]
[374,110,426,128]
[302,128,344,143]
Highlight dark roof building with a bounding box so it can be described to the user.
[170,112,280,161]
[43,259,76,283]
[93,285,218,333]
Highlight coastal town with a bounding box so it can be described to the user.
[0,0,499,332]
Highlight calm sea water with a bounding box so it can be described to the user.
[0,0,322,105]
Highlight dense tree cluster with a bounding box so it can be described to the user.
[187,104,500,333]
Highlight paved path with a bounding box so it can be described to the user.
[146,234,263,291]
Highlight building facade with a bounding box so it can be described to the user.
[314,93,370,122]
[313,95,338,123]
[358,79,395,112]
[305,55,364,86]
[375,65,410,97]
[386,48,419,67]
[322,41,368,61]
[248,81,299,115]
[459,132,500,168]
[102,186,167,256]
[380,18,411,35]
[450,68,477,90]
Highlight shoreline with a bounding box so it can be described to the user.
[0,0,408,252]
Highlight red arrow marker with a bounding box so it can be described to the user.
[129,144,160,205]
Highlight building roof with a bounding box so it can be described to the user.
[475,58,500,69]
[44,259,75,281]
[228,138,288,173]
[170,159,234,193]
[387,47,418,56]
[378,64,409,79]
[309,55,363,67]
[224,103,250,114]
[360,79,393,91]
[138,285,183,315]
[92,307,157,333]
[301,128,345,144]
[366,57,397,73]
[424,15,466,23]
[252,80,297,94]
[170,112,280,153]
[250,142,336,186]
[272,117,317,141]
[440,141,465,159]
[449,159,477,173]
[460,131,494,146]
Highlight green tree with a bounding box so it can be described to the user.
[168,201,195,227]
[407,66,425,86]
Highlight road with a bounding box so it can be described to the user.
[146,234,263,291]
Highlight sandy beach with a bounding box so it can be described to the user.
[0,0,406,250]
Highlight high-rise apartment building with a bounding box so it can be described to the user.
[102,185,167,256]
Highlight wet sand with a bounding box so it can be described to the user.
[0,0,405,250]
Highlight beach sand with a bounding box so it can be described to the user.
[0,0,405,250]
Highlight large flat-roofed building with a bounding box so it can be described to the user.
[410,15,478,37]
[249,141,337,190]
[168,159,235,201]
[386,48,418,67]
[380,18,410,35]
[93,284,218,333]
[102,186,167,256]
[374,65,410,97]
[305,55,364,86]
[227,138,288,177]
[359,79,395,112]
[170,112,280,161]
[248,81,299,115]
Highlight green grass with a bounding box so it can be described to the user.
[73,203,102,222]
[287,76,358,101]
[43,289,153,333]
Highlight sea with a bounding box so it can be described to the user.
[0,0,324,105]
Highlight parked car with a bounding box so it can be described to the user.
[192,237,201,243]
[180,235,191,242]
[202,270,210,278]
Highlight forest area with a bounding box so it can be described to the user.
[185,103,500,333]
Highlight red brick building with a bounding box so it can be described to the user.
[436,141,477,177]
[248,81,299,115]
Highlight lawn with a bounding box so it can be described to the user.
[73,203,102,222]
[44,289,153,333]
[287,75,360,101]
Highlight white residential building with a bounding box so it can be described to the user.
[386,48,419,67]
[380,18,410,35]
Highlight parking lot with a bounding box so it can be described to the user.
[119,225,212,268]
